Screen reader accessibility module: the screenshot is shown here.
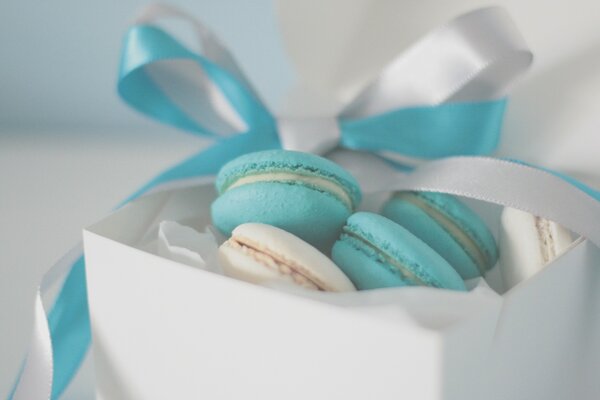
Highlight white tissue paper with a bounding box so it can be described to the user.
[157,221,222,274]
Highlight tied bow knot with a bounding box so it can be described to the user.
[276,116,341,154]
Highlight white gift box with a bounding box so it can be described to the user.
[83,160,600,399]
[78,2,599,399]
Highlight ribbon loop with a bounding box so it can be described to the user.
[133,3,254,90]
[9,292,53,400]
[342,7,532,117]
[118,5,275,138]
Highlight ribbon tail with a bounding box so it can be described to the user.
[46,256,89,399]
[118,22,274,138]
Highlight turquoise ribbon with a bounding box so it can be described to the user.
[47,257,89,399]
[341,99,507,157]
[34,23,587,399]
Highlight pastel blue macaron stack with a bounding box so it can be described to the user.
[211,150,362,252]
[381,191,498,279]
[332,212,466,291]
[211,150,497,292]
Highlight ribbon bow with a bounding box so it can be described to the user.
[118,3,532,192]
[11,4,543,399]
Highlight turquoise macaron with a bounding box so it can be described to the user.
[381,191,498,279]
[211,150,362,252]
[332,212,466,291]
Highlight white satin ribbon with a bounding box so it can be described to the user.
[342,7,532,117]
[387,157,600,247]
[276,116,341,154]
[11,292,52,400]
[8,243,84,400]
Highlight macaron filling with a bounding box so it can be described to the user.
[224,172,353,210]
[225,235,329,291]
[341,226,434,288]
[393,192,489,275]
[535,216,559,264]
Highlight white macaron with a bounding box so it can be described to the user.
[218,223,356,292]
[499,207,574,289]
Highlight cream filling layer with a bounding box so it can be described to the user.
[394,192,488,274]
[226,172,352,209]
[343,227,430,287]
[227,236,327,291]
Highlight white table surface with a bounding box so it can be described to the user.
[2,0,600,398]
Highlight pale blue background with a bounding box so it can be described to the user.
[0,0,293,132]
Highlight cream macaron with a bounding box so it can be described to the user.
[218,223,356,292]
[499,207,574,288]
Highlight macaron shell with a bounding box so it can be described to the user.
[332,238,410,290]
[334,212,466,291]
[415,192,498,269]
[229,223,356,291]
[215,149,361,207]
[211,182,350,252]
[382,199,481,279]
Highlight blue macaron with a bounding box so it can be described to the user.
[332,212,466,291]
[211,150,362,252]
[381,191,498,279]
